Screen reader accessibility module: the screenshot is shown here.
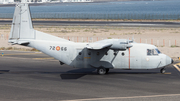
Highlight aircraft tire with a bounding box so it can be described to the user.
[160,68,166,74]
[97,67,106,75]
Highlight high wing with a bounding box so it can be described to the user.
[86,39,133,50]
[86,43,112,50]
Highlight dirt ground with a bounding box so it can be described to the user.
[0,24,180,59]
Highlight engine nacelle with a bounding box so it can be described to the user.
[86,39,133,50]
[109,40,133,50]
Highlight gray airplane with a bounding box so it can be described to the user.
[8,3,173,75]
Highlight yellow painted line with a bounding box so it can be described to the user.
[157,72,171,75]
[33,58,54,60]
[62,93,180,101]
[173,65,180,72]
[2,53,42,56]
[164,72,171,74]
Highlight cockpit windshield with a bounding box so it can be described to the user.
[155,49,161,54]
[147,49,161,56]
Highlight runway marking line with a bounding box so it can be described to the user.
[157,72,171,74]
[173,63,180,72]
[63,93,180,101]
[33,58,54,60]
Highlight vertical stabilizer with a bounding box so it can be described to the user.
[9,3,34,42]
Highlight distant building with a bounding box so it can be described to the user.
[0,0,14,4]
[23,0,51,3]
[41,0,51,2]
[61,0,93,2]
[0,0,93,4]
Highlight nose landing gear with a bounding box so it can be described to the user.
[160,68,166,74]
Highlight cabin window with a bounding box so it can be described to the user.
[79,52,82,55]
[97,52,100,55]
[88,52,91,55]
[114,52,117,55]
[122,52,125,56]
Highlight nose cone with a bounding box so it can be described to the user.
[171,59,174,64]
[166,56,173,65]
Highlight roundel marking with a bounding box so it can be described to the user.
[56,46,60,51]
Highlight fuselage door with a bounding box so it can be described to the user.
[75,48,84,68]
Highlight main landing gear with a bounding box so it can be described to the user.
[160,68,166,74]
[97,67,109,75]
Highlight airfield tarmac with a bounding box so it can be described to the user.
[0,50,180,101]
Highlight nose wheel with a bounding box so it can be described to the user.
[160,68,166,74]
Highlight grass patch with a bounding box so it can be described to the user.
[110,33,117,35]
[0,47,39,52]
[171,45,179,48]
[170,31,179,33]
[84,29,90,32]
[0,47,5,50]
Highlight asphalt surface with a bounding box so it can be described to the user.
[0,20,180,27]
[0,50,180,101]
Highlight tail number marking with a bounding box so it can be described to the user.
[50,46,67,51]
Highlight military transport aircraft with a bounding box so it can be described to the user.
[8,2,173,75]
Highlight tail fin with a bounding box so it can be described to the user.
[9,3,34,43]
[9,2,71,45]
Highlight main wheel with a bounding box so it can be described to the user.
[160,68,166,74]
[97,67,106,75]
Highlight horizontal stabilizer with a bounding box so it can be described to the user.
[9,40,29,45]
[17,41,29,45]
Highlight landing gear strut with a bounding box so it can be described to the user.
[160,68,166,74]
[97,67,109,75]
[106,68,109,74]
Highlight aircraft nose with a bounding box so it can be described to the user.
[171,59,174,64]
[166,55,173,65]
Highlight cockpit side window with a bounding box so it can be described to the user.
[147,49,159,56]
[152,49,158,55]
[147,49,152,55]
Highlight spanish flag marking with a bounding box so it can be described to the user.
[56,46,60,51]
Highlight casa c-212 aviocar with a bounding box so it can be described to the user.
[8,2,173,75]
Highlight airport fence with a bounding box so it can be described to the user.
[0,13,180,20]
[0,34,178,48]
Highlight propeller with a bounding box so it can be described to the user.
[126,37,133,48]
